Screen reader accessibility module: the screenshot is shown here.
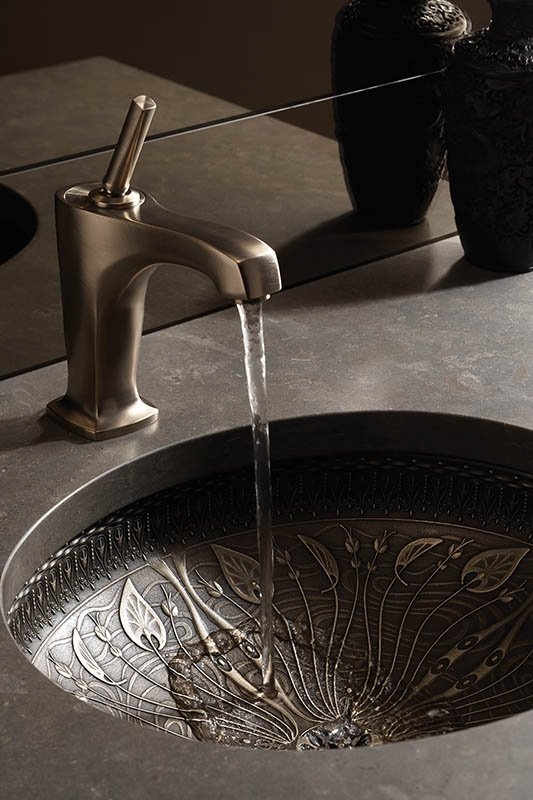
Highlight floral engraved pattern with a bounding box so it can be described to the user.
[211,544,261,604]
[8,454,533,749]
[119,578,167,651]
[298,533,340,591]
[462,548,529,594]
[394,538,443,586]
[35,523,533,749]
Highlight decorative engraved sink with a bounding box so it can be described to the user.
[0,184,38,264]
[6,415,533,750]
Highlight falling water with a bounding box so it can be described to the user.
[236,300,276,697]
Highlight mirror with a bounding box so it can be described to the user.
[1,1,490,173]
[0,89,458,378]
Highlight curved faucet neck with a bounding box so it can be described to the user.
[58,184,281,301]
[47,184,281,440]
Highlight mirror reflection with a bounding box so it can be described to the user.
[1,1,488,171]
[1,0,502,379]
[0,88,459,378]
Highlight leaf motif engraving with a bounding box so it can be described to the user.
[119,578,167,650]
[48,651,74,680]
[394,538,443,586]
[298,534,339,591]
[206,581,224,599]
[211,544,261,604]
[72,629,120,684]
[462,548,530,594]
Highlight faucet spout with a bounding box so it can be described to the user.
[129,191,282,302]
[47,184,282,440]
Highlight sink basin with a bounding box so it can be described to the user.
[5,413,533,751]
[0,184,37,264]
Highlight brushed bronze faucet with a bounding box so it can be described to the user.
[47,96,282,441]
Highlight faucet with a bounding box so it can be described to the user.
[47,96,282,441]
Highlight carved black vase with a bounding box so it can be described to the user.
[446,0,533,273]
[332,0,470,227]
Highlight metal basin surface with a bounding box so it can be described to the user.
[5,414,533,751]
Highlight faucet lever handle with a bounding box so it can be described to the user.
[102,95,157,198]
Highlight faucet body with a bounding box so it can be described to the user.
[48,183,282,440]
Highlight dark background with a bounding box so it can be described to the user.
[3,1,491,112]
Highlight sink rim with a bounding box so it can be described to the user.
[4,409,533,764]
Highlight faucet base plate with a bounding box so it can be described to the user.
[47,396,159,441]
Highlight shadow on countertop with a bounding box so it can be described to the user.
[278,212,513,308]
[279,211,436,288]
[0,412,91,454]
[430,257,514,292]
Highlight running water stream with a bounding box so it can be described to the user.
[236,300,276,697]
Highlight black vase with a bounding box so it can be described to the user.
[446,0,533,273]
[332,0,470,227]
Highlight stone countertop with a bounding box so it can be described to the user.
[3,236,533,799]
[1,112,455,377]
[0,57,247,173]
